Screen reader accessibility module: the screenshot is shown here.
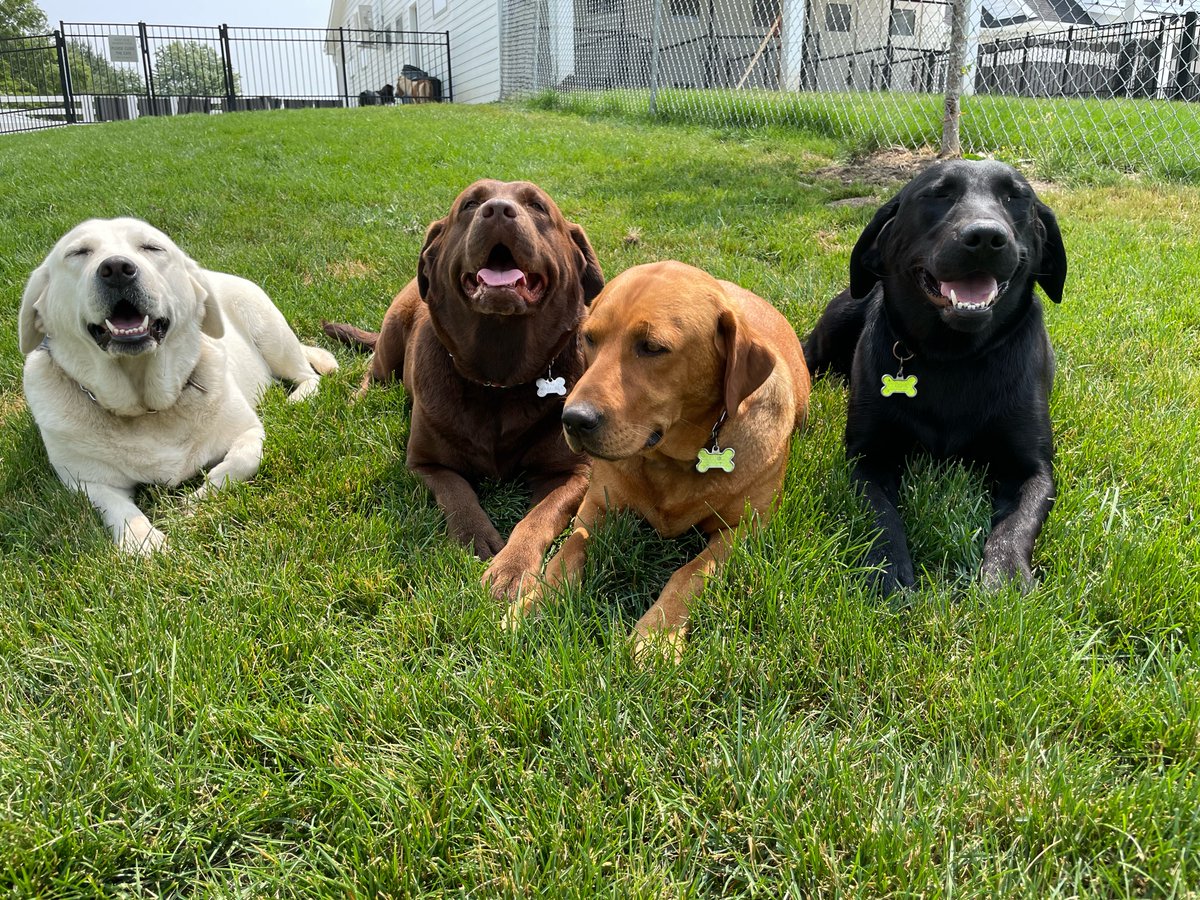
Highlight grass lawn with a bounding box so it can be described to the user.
[531,88,1200,185]
[0,104,1199,896]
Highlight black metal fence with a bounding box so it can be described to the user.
[0,21,453,135]
[976,12,1200,101]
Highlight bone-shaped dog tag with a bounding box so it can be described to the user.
[696,447,736,473]
[880,373,918,398]
[536,375,567,397]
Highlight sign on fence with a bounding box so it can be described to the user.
[107,34,138,63]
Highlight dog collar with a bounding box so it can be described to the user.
[447,350,567,397]
[695,409,735,473]
[40,337,206,414]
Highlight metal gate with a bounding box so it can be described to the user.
[0,31,72,133]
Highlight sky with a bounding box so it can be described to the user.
[41,0,333,29]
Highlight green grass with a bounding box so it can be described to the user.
[0,104,1198,896]
[529,87,1200,184]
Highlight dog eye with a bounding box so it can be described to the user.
[636,340,669,357]
[582,332,596,348]
[462,200,481,211]
[528,200,547,214]
[140,244,165,252]
[66,247,91,258]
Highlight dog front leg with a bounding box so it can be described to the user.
[501,493,606,630]
[78,480,166,555]
[411,463,505,558]
[482,468,590,600]
[190,424,266,504]
[631,528,735,664]
[981,465,1055,591]
[851,458,915,595]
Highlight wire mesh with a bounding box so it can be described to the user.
[501,0,1200,177]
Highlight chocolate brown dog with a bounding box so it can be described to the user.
[323,180,604,596]
[502,261,809,661]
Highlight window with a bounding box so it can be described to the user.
[889,8,916,36]
[754,0,781,27]
[432,0,448,17]
[825,2,851,31]
[669,0,701,18]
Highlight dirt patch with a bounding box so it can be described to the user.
[815,146,940,190]
[302,258,374,285]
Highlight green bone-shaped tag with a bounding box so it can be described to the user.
[696,447,736,473]
[880,373,918,398]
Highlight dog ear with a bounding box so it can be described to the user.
[18,264,49,355]
[1034,200,1067,303]
[187,263,224,339]
[849,196,900,299]
[417,218,448,300]
[718,308,775,418]
[569,223,605,305]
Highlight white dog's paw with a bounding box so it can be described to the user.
[287,377,321,403]
[118,519,167,556]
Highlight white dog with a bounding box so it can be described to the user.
[19,217,337,554]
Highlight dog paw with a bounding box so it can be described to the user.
[465,528,506,561]
[287,378,321,403]
[119,522,167,556]
[630,628,686,667]
[500,594,539,632]
[980,554,1036,593]
[482,548,541,601]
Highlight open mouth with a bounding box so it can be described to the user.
[87,299,169,351]
[919,269,1009,312]
[461,243,547,307]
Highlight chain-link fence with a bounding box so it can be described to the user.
[500,0,1200,178]
[0,22,452,134]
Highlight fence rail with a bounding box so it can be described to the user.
[0,22,453,135]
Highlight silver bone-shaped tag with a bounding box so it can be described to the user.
[536,375,567,397]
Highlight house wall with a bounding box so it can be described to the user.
[328,0,502,103]
[808,0,951,91]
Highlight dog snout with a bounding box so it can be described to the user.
[960,220,1010,253]
[98,255,139,288]
[562,402,604,436]
[480,198,519,220]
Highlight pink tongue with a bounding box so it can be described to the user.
[939,274,998,305]
[109,313,145,329]
[477,268,525,287]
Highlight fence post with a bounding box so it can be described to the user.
[444,31,454,101]
[648,0,664,115]
[53,29,76,124]
[1173,11,1198,101]
[219,24,237,110]
[338,26,350,107]
[1059,26,1074,96]
[532,0,543,90]
[137,21,157,115]
[940,0,968,156]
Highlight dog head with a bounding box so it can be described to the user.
[416,180,604,386]
[849,160,1067,336]
[19,217,222,359]
[560,261,774,461]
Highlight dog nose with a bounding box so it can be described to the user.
[97,255,139,287]
[480,198,519,220]
[960,221,1009,252]
[562,402,603,435]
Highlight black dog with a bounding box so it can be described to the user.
[804,159,1067,594]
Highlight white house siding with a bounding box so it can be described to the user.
[328,0,501,103]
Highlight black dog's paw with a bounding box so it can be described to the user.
[980,552,1036,593]
[864,557,916,599]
